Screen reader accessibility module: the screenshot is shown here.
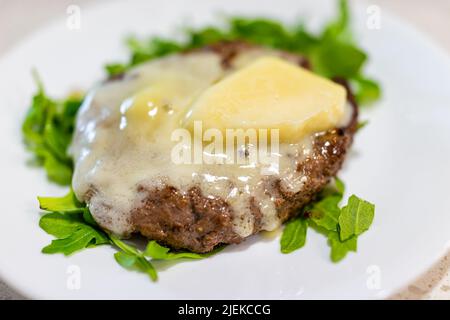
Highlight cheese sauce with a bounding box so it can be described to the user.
[70,49,350,237]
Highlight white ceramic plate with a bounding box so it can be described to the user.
[0,0,449,299]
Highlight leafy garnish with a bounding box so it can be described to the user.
[281,179,375,262]
[321,0,351,43]
[328,231,357,262]
[38,190,109,255]
[357,120,369,131]
[308,178,345,232]
[338,195,375,241]
[22,72,83,185]
[352,76,381,105]
[310,41,367,78]
[111,236,158,281]
[144,241,223,260]
[280,218,308,254]
[38,189,84,212]
[104,63,128,78]
[42,223,109,256]
[105,0,380,106]
[39,211,109,256]
[37,191,223,280]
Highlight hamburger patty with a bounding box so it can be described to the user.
[75,41,358,253]
[128,42,357,253]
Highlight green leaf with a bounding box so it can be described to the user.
[339,195,375,241]
[42,152,73,185]
[357,120,369,131]
[110,236,141,256]
[188,27,229,48]
[328,231,357,262]
[291,24,320,54]
[309,196,342,231]
[38,189,83,212]
[104,63,127,77]
[322,0,351,42]
[111,236,158,281]
[127,37,183,66]
[311,41,367,78]
[39,212,85,238]
[22,75,83,185]
[82,209,99,227]
[335,177,345,195]
[352,76,382,105]
[134,256,158,281]
[280,218,308,254]
[229,18,291,49]
[144,241,223,260]
[308,178,345,231]
[114,251,137,268]
[39,195,109,256]
[42,226,109,256]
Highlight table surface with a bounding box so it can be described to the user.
[0,0,449,300]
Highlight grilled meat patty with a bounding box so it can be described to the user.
[74,41,358,253]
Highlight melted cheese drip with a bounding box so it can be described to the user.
[70,50,350,237]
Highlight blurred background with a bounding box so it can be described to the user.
[0,0,449,300]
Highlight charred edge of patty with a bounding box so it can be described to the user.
[98,41,358,253]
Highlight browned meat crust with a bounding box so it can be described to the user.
[100,41,359,253]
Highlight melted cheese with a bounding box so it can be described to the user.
[70,50,350,238]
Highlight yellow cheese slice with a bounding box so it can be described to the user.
[183,56,347,142]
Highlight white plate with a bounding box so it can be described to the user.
[0,0,449,299]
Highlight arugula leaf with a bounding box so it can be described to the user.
[38,189,84,212]
[290,24,320,54]
[188,27,230,48]
[357,120,369,131]
[311,0,366,79]
[352,76,382,105]
[127,37,183,67]
[39,211,109,256]
[114,251,157,281]
[309,196,341,232]
[308,178,345,232]
[311,41,367,78]
[104,63,127,77]
[114,251,138,268]
[280,218,308,254]
[39,212,86,238]
[111,236,158,281]
[38,190,109,255]
[328,231,357,262]
[335,177,345,195]
[281,178,375,262]
[338,195,375,241]
[229,18,292,49]
[42,153,73,185]
[144,240,223,260]
[42,226,109,256]
[22,73,83,185]
[325,194,374,262]
[321,0,351,43]
[37,192,211,280]
[81,208,99,227]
